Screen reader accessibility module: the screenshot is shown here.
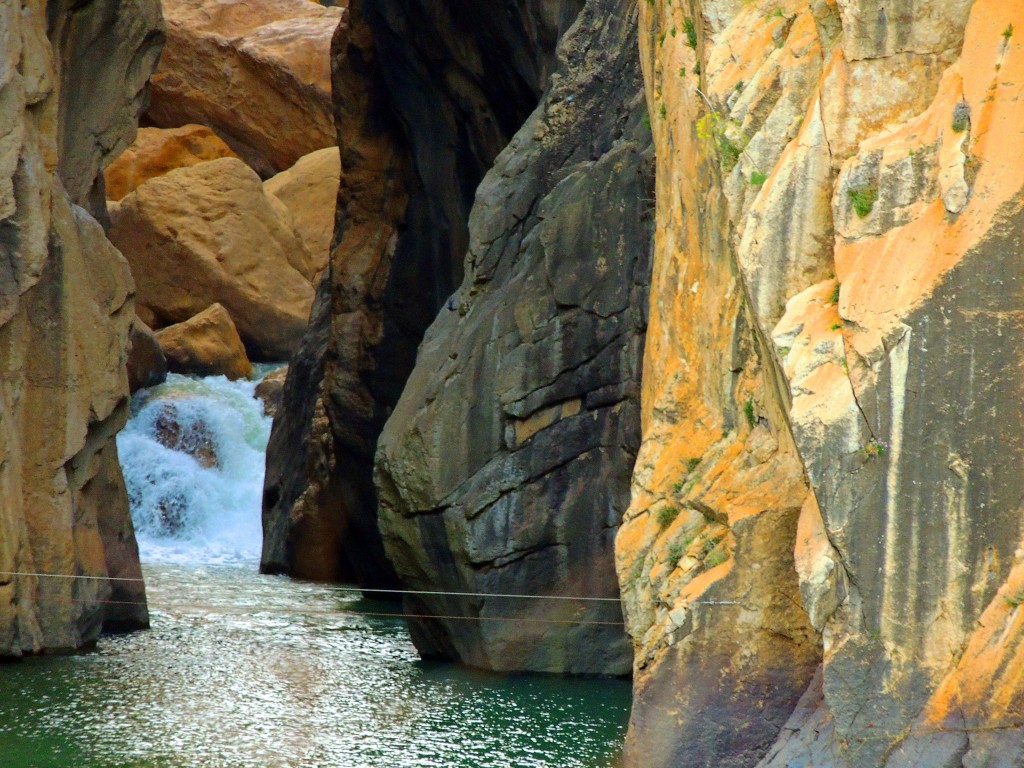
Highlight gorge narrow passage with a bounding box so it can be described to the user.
[0,374,631,768]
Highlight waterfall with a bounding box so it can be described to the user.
[117,372,273,564]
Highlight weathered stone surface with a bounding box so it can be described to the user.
[262,0,582,588]
[263,147,339,278]
[254,365,287,418]
[105,124,238,201]
[127,317,168,393]
[626,0,1024,765]
[146,0,342,175]
[0,0,159,656]
[156,303,253,380]
[374,0,649,675]
[107,157,315,361]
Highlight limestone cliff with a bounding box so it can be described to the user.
[375,0,651,675]
[0,0,162,654]
[261,0,583,586]
[623,0,1024,765]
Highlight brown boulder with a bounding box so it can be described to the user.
[264,147,340,278]
[127,318,168,393]
[146,0,342,175]
[156,304,253,380]
[107,157,315,361]
[105,124,238,201]
[254,366,288,417]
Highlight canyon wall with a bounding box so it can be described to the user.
[375,0,651,675]
[0,0,162,654]
[623,0,1024,765]
[261,0,584,586]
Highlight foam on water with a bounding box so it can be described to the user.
[117,373,273,565]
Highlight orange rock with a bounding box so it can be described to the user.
[146,0,342,175]
[155,303,254,380]
[104,124,238,200]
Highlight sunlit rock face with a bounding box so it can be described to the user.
[261,0,583,587]
[374,0,651,676]
[622,0,1024,765]
[0,0,162,654]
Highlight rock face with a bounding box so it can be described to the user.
[0,0,161,654]
[374,0,650,675]
[263,147,340,278]
[622,0,1024,765]
[146,0,342,176]
[104,124,238,201]
[107,157,315,361]
[156,303,253,380]
[127,318,168,393]
[262,0,583,586]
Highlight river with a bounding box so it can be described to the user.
[0,374,631,767]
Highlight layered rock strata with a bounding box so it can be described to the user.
[374,0,651,675]
[0,0,161,654]
[262,0,583,586]
[622,0,1024,765]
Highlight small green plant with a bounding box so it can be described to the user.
[861,440,888,458]
[743,397,756,428]
[686,456,701,473]
[658,32,666,45]
[670,25,677,37]
[679,66,687,77]
[683,18,698,48]
[667,540,686,565]
[828,281,840,304]
[1003,23,1014,40]
[629,556,645,584]
[672,480,684,493]
[847,185,878,217]
[705,549,728,569]
[830,322,842,331]
[643,114,651,130]
[750,170,767,186]
[767,7,783,19]
[951,100,971,133]
[660,102,668,119]
[734,80,744,93]
[702,535,723,556]
[696,111,745,170]
[840,357,849,374]
[657,505,681,528]
[1005,590,1024,607]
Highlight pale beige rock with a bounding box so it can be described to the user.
[146,0,342,175]
[105,124,239,201]
[264,147,340,279]
[156,303,253,380]
[107,157,315,361]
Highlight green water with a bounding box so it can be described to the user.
[0,564,631,768]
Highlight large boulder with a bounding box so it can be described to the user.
[105,124,239,201]
[0,0,160,656]
[263,147,340,278]
[156,303,253,380]
[107,157,315,361]
[146,0,342,175]
[261,0,584,590]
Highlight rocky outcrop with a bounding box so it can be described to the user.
[107,157,315,361]
[0,0,162,654]
[127,318,168,393]
[263,147,339,278]
[373,0,650,675]
[104,124,238,201]
[262,0,584,588]
[145,0,342,176]
[156,303,253,380]
[622,0,1024,765]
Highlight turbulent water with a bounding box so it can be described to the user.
[0,373,631,768]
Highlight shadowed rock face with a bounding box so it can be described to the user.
[261,0,583,586]
[374,0,651,675]
[0,0,162,654]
